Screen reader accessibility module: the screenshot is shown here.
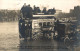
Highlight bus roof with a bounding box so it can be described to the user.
[32,15,56,19]
[33,15,54,17]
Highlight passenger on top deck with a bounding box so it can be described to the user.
[21,3,33,19]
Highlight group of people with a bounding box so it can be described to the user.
[21,3,56,19]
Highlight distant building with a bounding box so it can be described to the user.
[70,6,80,22]
[70,9,73,13]
[54,9,62,17]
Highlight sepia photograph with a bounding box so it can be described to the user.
[0,0,80,51]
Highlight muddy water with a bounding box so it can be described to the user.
[0,22,19,51]
[0,22,80,51]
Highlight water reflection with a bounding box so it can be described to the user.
[19,39,69,51]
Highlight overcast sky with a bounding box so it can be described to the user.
[0,0,80,13]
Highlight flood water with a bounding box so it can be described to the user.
[0,22,19,51]
[0,22,80,51]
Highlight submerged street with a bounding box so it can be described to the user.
[0,22,80,51]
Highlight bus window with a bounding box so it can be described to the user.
[39,23,42,26]
[43,22,46,27]
[47,22,50,26]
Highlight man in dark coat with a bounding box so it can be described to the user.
[21,4,33,19]
[21,3,27,18]
[26,4,33,18]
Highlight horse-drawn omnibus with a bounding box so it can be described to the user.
[19,15,56,40]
